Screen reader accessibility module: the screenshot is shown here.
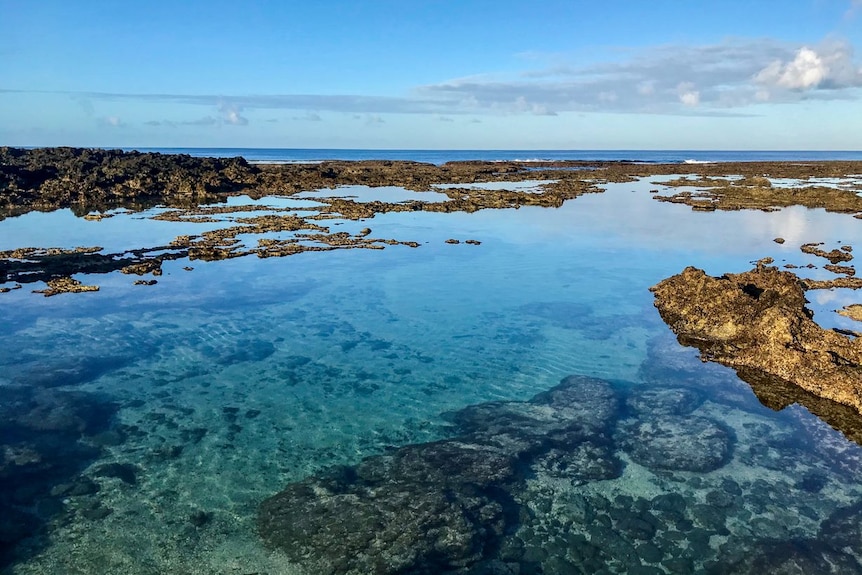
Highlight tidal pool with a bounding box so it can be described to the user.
[1,178,861,574]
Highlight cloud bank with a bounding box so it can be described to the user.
[3,37,859,126]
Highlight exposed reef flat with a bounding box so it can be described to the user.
[4,147,862,293]
[653,173,862,214]
[3,147,862,218]
[0,146,599,218]
[651,264,862,416]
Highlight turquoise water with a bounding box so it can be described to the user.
[2,178,862,573]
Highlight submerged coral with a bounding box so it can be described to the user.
[258,375,620,575]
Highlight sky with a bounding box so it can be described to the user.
[1,0,861,150]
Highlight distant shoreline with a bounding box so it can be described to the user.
[8,145,862,165]
[3,146,862,218]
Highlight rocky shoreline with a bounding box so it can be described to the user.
[3,147,862,294]
[652,263,862,417]
[3,147,862,219]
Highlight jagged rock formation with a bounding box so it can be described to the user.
[651,265,862,414]
[0,147,256,216]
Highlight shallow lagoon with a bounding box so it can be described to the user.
[2,177,862,574]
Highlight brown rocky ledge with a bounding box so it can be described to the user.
[654,174,862,215]
[4,147,862,219]
[5,147,862,296]
[650,265,862,415]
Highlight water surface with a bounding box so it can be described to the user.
[2,177,861,574]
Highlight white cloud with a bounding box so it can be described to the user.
[677,83,700,106]
[756,47,826,89]
[679,91,700,107]
[512,96,558,116]
[218,102,248,125]
[755,43,862,90]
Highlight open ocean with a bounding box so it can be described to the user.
[129,148,862,164]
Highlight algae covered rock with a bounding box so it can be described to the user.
[257,375,621,574]
[258,461,508,575]
[650,265,862,415]
[724,540,861,574]
[626,386,703,416]
[618,415,731,472]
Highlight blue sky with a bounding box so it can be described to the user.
[1,0,861,149]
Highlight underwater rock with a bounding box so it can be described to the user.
[819,500,862,555]
[188,510,214,528]
[78,503,113,521]
[92,462,140,485]
[0,505,40,566]
[258,375,620,574]
[651,265,862,415]
[618,415,731,472]
[721,539,862,574]
[9,389,117,434]
[0,385,118,568]
[9,354,134,388]
[50,477,100,497]
[0,386,116,445]
[530,441,621,485]
[651,493,687,521]
[258,452,510,575]
[452,375,620,459]
[626,386,703,416]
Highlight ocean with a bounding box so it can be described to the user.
[2,150,862,574]
[129,147,862,164]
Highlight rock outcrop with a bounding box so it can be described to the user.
[651,265,862,414]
